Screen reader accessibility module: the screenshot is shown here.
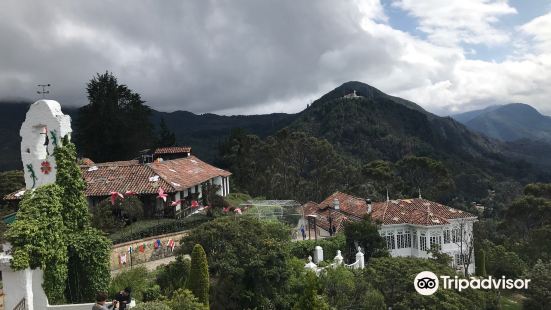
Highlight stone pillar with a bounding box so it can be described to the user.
[313,246,323,263]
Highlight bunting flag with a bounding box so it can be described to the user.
[128,246,133,254]
[154,239,161,249]
[191,200,199,208]
[167,239,175,251]
[119,253,127,265]
[139,244,145,253]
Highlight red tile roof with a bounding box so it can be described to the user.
[149,156,231,191]
[304,192,476,231]
[154,146,191,155]
[82,164,174,196]
[79,158,95,166]
[4,156,231,200]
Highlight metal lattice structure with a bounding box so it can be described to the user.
[239,200,302,221]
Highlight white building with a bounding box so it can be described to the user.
[303,192,478,275]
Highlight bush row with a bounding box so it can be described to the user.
[111,215,210,244]
[289,234,345,261]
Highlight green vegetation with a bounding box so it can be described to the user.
[109,266,152,301]
[6,139,111,303]
[6,184,68,303]
[109,214,209,244]
[187,244,209,306]
[75,72,154,162]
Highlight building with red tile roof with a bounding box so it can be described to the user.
[5,154,231,218]
[302,191,477,274]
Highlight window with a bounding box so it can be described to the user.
[397,229,412,249]
[413,231,418,249]
[454,253,470,266]
[384,231,395,250]
[443,229,451,244]
[452,227,462,243]
[429,231,442,250]
[420,232,427,251]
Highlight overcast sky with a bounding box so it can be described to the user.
[1,0,551,116]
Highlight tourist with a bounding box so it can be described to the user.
[300,225,306,240]
[114,287,132,310]
[92,291,118,310]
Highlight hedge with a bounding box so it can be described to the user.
[111,215,210,244]
[289,234,346,262]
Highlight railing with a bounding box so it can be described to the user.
[13,298,26,310]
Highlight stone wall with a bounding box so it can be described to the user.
[110,231,189,271]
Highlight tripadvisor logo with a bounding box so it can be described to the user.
[414,271,531,296]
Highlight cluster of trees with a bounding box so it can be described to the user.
[5,138,111,303]
[74,72,176,163]
[149,216,497,309]
[220,128,456,203]
[472,182,551,308]
[109,244,209,310]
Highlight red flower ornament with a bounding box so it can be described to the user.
[40,161,52,174]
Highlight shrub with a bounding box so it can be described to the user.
[156,256,191,297]
[167,289,208,310]
[133,301,171,310]
[289,234,345,261]
[120,196,144,224]
[91,199,119,233]
[110,215,209,244]
[187,244,209,306]
[142,285,162,302]
[108,266,153,301]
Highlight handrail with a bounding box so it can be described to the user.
[13,298,26,310]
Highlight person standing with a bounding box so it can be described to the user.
[115,287,132,310]
[92,292,118,310]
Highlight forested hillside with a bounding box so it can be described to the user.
[220,82,549,208]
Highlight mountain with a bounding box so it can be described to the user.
[150,110,296,163]
[453,103,551,142]
[286,82,551,199]
[0,100,295,171]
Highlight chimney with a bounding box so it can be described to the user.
[366,198,372,214]
[333,198,340,210]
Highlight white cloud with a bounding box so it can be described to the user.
[392,0,517,46]
[1,0,551,117]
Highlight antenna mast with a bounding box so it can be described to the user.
[37,84,51,98]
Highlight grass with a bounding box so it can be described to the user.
[225,192,252,207]
[109,218,177,241]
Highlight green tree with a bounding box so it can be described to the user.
[187,244,209,306]
[6,184,68,304]
[156,256,191,297]
[155,117,176,148]
[524,259,551,309]
[180,217,292,309]
[396,156,455,200]
[342,216,388,262]
[483,241,525,278]
[360,289,386,310]
[366,257,497,309]
[75,71,154,162]
[133,301,171,310]
[109,266,153,301]
[167,289,208,310]
[293,271,329,310]
[55,138,111,302]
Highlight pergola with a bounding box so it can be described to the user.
[239,200,302,220]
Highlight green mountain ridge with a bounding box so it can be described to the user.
[453,103,551,142]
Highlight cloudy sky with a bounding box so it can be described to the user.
[1,0,551,116]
